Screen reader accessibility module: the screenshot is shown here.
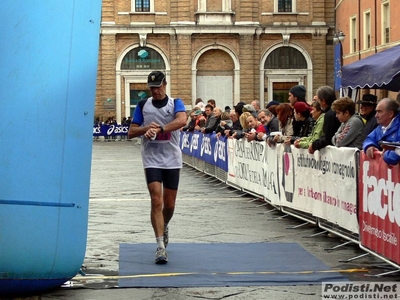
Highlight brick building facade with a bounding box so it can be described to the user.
[96,0,337,123]
[335,0,400,100]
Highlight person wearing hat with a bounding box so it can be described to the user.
[288,85,311,138]
[234,101,245,116]
[288,85,307,105]
[193,109,206,130]
[128,71,187,264]
[181,109,197,132]
[285,101,314,145]
[242,104,258,118]
[357,94,378,136]
[266,100,280,109]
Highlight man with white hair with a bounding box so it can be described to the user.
[363,98,400,165]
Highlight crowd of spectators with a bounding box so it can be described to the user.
[181,88,400,166]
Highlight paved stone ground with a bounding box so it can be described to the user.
[7,140,399,300]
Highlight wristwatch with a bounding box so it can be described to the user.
[159,125,164,133]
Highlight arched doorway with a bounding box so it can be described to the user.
[192,44,240,110]
[115,45,170,123]
[260,44,313,107]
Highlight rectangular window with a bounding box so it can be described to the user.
[364,11,371,49]
[135,0,150,12]
[350,17,357,53]
[382,2,390,44]
[278,0,292,12]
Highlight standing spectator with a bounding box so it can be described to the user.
[224,109,241,137]
[251,100,261,112]
[294,101,325,149]
[269,103,294,145]
[182,109,197,132]
[128,71,187,264]
[195,97,206,111]
[193,110,206,131]
[245,114,266,142]
[215,111,233,137]
[288,84,311,137]
[357,94,378,136]
[234,101,245,117]
[204,104,214,121]
[331,97,365,149]
[363,98,400,165]
[288,85,307,105]
[309,86,341,154]
[266,100,280,109]
[232,112,251,139]
[266,104,278,117]
[207,99,216,108]
[201,106,222,134]
[287,101,314,145]
[257,109,279,141]
[243,104,258,118]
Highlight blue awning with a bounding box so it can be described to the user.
[341,45,400,91]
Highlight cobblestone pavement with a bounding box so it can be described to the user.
[8,140,398,300]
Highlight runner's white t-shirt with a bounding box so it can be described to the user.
[133,96,186,169]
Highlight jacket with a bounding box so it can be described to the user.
[311,106,341,151]
[298,113,325,149]
[361,110,378,137]
[363,115,400,165]
[332,114,365,149]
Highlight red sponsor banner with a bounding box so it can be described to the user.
[359,152,400,264]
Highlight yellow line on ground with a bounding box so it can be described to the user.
[72,268,368,281]
[89,198,247,202]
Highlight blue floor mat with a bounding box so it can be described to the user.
[118,242,348,287]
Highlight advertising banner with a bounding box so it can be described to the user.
[359,152,400,264]
[227,139,280,204]
[93,124,129,136]
[281,146,358,233]
[180,132,228,172]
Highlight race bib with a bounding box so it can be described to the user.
[154,132,172,141]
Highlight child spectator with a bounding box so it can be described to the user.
[193,110,206,131]
[294,101,325,149]
[331,97,365,149]
[215,111,233,137]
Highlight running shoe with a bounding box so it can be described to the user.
[164,226,169,248]
[155,247,168,264]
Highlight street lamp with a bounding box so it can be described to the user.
[333,31,345,44]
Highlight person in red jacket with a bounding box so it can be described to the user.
[244,114,266,142]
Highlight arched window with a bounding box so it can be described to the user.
[121,47,165,70]
[265,47,307,69]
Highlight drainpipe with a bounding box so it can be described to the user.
[374,0,377,53]
[358,0,361,60]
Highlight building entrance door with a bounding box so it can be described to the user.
[273,82,298,103]
[129,83,151,117]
